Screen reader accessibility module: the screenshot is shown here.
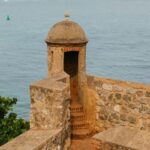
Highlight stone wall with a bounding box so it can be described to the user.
[87,75,150,132]
[30,78,70,130]
[0,129,63,150]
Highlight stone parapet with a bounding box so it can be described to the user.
[93,126,150,150]
[87,75,150,132]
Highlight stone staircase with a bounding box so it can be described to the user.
[70,77,101,149]
[70,102,102,150]
[70,103,92,139]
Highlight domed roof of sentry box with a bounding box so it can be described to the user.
[45,14,88,45]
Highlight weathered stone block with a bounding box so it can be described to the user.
[111,113,120,121]
[94,80,103,88]
[108,93,113,100]
[114,98,122,104]
[128,116,136,124]
[113,105,121,113]
[87,75,94,87]
[125,87,136,94]
[128,103,136,109]
[102,83,113,91]
[123,95,131,102]
[113,85,123,92]
[136,90,144,97]
[99,114,108,120]
[145,91,150,97]
[115,93,122,99]
[139,98,149,104]
[139,104,149,113]
[95,86,102,91]
[120,114,127,121]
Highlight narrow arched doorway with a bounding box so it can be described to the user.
[64,51,79,104]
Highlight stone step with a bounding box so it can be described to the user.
[70,104,83,113]
[71,112,85,120]
[70,107,83,113]
[71,119,86,124]
[71,129,92,139]
[71,120,88,130]
[71,139,98,150]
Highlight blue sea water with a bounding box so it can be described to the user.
[0,0,150,119]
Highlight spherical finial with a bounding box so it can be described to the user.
[64,12,70,20]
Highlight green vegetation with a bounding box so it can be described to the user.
[0,96,29,146]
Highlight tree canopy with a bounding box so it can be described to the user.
[0,96,29,146]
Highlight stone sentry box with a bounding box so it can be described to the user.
[45,17,88,90]
[44,16,89,115]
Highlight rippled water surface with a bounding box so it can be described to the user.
[0,0,150,119]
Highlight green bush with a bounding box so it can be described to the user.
[0,96,30,146]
